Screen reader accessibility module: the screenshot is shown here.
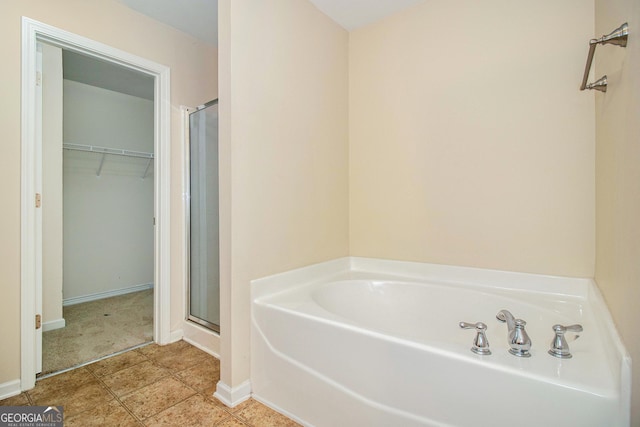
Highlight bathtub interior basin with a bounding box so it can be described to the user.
[251,257,631,427]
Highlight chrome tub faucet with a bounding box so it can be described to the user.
[459,321,491,355]
[496,310,532,358]
[548,324,583,359]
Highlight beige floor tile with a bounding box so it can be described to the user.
[176,357,220,393]
[0,393,30,406]
[232,399,300,427]
[152,345,211,373]
[28,367,97,403]
[13,341,299,426]
[32,380,114,418]
[88,349,148,377]
[121,376,196,420]
[102,360,170,397]
[65,400,140,427]
[144,394,231,426]
[137,341,191,359]
[215,417,249,426]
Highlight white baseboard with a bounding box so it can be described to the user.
[214,380,251,407]
[252,395,308,427]
[0,380,21,400]
[169,329,184,344]
[183,321,220,358]
[43,318,66,332]
[63,283,153,306]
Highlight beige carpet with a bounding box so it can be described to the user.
[41,289,153,375]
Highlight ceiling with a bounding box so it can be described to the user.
[63,50,155,100]
[119,0,219,46]
[307,0,424,31]
[62,0,425,100]
[118,0,425,46]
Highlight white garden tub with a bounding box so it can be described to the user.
[251,257,630,427]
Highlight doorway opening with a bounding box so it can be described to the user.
[21,17,171,390]
[38,43,156,375]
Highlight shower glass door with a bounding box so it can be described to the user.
[187,100,219,332]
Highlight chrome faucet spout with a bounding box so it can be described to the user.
[496,310,515,333]
[496,309,532,357]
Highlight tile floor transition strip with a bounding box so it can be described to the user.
[37,341,154,380]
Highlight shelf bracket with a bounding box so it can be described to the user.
[96,153,106,177]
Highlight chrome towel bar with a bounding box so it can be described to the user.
[580,23,628,92]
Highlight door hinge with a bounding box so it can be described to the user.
[35,314,42,330]
[35,193,41,208]
[36,71,42,87]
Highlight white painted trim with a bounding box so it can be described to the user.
[0,380,22,400]
[63,283,153,306]
[21,16,171,391]
[168,329,184,345]
[154,54,172,345]
[21,16,39,393]
[214,380,252,407]
[181,105,190,336]
[169,329,185,344]
[42,318,66,332]
[183,320,220,358]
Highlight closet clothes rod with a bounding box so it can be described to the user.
[63,143,154,179]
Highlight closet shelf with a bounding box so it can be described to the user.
[63,143,154,179]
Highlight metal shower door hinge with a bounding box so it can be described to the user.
[35,314,42,330]
[35,193,41,208]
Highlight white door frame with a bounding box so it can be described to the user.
[20,17,171,390]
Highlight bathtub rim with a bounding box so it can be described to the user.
[252,257,594,300]
[250,256,631,424]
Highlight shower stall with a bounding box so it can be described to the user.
[186,100,219,332]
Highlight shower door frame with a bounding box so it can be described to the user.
[184,100,220,333]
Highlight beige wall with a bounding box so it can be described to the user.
[594,0,640,424]
[0,0,216,387]
[219,0,349,387]
[349,0,596,277]
[63,80,154,300]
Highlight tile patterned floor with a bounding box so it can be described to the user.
[1,341,300,426]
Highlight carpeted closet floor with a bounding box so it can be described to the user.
[41,289,153,376]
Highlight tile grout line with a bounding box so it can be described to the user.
[97,347,212,424]
[62,349,154,425]
[24,391,35,406]
[90,365,145,426]
[143,357,234,424]
[99,348,160,425]
[96,350,173,400]
[139,350,241,425]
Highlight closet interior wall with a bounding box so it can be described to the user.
[60,79,154,306]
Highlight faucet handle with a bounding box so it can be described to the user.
[548,324,583,359]
[459,321,491,355]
